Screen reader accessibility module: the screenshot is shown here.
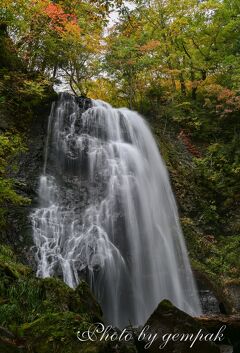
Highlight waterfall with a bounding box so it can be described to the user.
[31,93,202,328]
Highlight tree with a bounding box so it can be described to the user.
[104,0,240,106]
[0,0,111,95]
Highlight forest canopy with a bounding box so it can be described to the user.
[1,0,239,102]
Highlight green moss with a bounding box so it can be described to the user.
[0,245,30,280]
[74,281,102,320]
[19,313,137,353]
[0,278,44,327]
[0,244,31,304]
[0,244,104,350]
[184,222,240,282]
[39,277,76,313]
[158,299,174,310]
[22,311,88,336]
[20,311,91,351]
[36,278,102,321]
[0,246,135,352]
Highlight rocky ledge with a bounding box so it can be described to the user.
[1,245,238,353]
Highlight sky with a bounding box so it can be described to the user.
[108,1,136,27]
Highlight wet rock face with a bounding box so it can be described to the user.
[1,101,51,265]
[195,271,240,315]
[196,273,221,314]
[223,283,240,314]
[2,94,91,266]
[199,288,221,314]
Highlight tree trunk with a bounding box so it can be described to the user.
[191,69,197,100]
[180,72,186,96]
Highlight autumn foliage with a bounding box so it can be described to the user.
[44,2,80,35]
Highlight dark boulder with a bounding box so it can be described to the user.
[137,300,220,353]
[196,314,240,347]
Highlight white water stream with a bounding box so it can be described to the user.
[31,93,201,328]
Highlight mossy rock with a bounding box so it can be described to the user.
[38,278,102,320]
[0,245,103,339]
[0,244,31,302]
[19,313,137,353]
[0,245,30,279]
[19,312,90,353]
[39,277,77,313]
[74,281,102,320]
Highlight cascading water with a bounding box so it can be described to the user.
[31,93,202,328]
